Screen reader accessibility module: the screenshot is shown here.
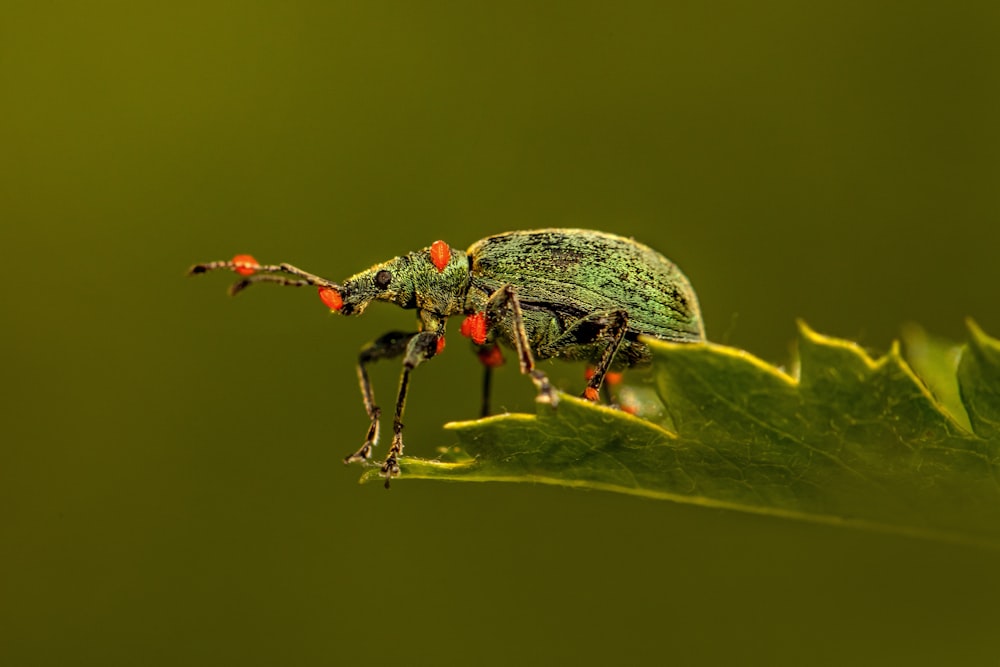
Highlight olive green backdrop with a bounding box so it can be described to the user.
[3,2,998,665]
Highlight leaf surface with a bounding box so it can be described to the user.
[361,322,1000,546]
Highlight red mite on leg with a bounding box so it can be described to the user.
[477,345,504,368]
[584,367,623,386]
[460,312,488,345]
[232,254,260,277]
[584,366,624,405]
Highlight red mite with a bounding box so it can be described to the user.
[460,312,488,345]
[430,240,450,272]
[476,345,504,368]
[231,254,259,277]
[318,286,343,311]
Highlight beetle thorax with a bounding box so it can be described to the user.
[410,245,469,316]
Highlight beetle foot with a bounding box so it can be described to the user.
[381,454,401,488]
[380,435,404,488]
[530,370,559,408]
[344,412,380,464]
[343,442,372,465]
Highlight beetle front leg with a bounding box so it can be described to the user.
[487,285,558,407]
[344,331,418,465]
[380,331,442,488]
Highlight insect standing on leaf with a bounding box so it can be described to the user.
[190,229,705,486]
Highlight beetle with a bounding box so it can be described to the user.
[190,228,705,486]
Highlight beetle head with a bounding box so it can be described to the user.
[334,240,468,316]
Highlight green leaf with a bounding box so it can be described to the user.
[901,323,971,431]
[361,322,1000,547]
[959,320,1000,441]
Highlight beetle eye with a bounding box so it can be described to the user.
[374,270,392,289]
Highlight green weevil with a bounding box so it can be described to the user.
[190,228,705,485]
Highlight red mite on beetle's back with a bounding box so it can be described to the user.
[190,229,705,487]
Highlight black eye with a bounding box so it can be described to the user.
[374,270,392,289]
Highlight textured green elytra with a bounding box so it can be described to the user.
[464,230,705,367]
[190,228,705,485]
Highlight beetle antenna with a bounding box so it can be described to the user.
[188,256,341,295]
[226,274,315,295]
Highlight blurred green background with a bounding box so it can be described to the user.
[2,2,999,665]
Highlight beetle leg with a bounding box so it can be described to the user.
[344,331,418,466]
[481,365,493,418]
[380,331,443,487]
[585,367,616,404]
[581,311,629,402]
[475,345,505,417]
[540,310,629,402]
[487,285,558,407]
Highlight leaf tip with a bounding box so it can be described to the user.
[795,318,816,338]
[965,318,988,346]
[796,320,854,355]
[964,319,1000,364]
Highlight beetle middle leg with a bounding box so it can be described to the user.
[474,345,505,417]
[486,285,558,406]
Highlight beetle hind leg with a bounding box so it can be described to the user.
[585,366,625,404]
[581,310,629,402]
[474,345,505,417]
[538,310,630,403]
